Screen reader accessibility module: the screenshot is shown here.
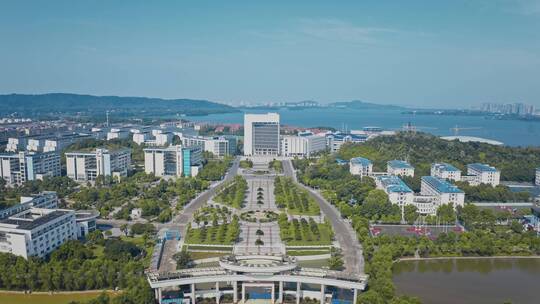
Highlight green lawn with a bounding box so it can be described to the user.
[0,291,119,304]
[287,250,330,256]
[190,251,228,260]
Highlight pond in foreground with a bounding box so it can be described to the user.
[393,258,540,304]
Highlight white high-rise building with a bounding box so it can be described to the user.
[465,163,500,186]
[144,145,203,178]
[281,134,326,157]
[0,152,61,186]
[66,148,131,182]
[431,163,462,181]
[244,113,280,156]
[536,168,540,186]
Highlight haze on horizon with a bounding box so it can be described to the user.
[1,0,539,108]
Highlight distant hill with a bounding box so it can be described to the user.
[328,100,404,110]
[0,93,238,117]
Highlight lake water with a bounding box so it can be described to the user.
[393,258,540,304]
[186,108,540,147]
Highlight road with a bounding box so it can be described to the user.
[283,159,365,276]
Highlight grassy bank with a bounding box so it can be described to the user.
[0,290,119,304]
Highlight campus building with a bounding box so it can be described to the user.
[66,148,131,182]
[464,163,500,186]
[326,132,368,153]
[107,128,130,141]
[280,133,326,157]
[430,163,462,181]
[0,208,78,259]
[349,157,373,177]
[387,160,414,177]
[376,175,414,209]
[180,135,237,157]
[133,129,173,146]
[144,145,203,178]
[0,191,58,220]
[244,113,280,156]
[537,168,540,186]
[421,176,465,209]
[0,151,61,186]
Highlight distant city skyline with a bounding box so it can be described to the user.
[1,1,539,107]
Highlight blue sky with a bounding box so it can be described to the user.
[1,0,539,107]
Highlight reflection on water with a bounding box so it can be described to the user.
[393,258,540,304]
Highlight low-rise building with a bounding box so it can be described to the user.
[431,163,462,181]
[66,148,131,182]
[0,208,78,259]
[421,176,465,209]
[0,151,61,186]
[0,191,58,220]
[5,137,27,152]
[107,128,130,141]
[376,175,414,208]
[349,157,373,177]
[326,132,368,153]
[387,160,414,177]
[144,145,203,178]
[465,163,500,186]
[281,133,326,157]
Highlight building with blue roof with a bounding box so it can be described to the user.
[431,163,462,181]
[349,157,373,177]
[465,163,500,186]
[375,175,414,215]
[387,160,415,177]
[421,176,465,208]
[326,132,368,153]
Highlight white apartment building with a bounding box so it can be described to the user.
[179,135,237,157]
[107,128,130,141]
[280,134,326,157]
[144,145,203,178]
[349,157,373,177]
[375,175,414,209]
[387,160,415,177]
[0,208,78,259]
[133,130,173,146]
[0,151,61,186]
[66,148,131,182]
[244,113,280,156]
[431,163,462,181]
[421,176,465,210]
[0,191,58,220]
[465,163,500,186]
[5,137,27,152]
[536,168,540,186]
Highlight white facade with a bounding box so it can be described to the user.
[326,132,368,153]
[387,160,415,177]
[281,135,326,157]
[465,163,500,186]
[349,157,373,177]
[144,145,203,178]
[0,208,78,259]
[536,168,540,186]
[66,148,131,182]
[375,175,414,209]
[107,128,129,141]
[6,137,27,152]
[421,176,465,210]
[244,113,280,156]
[179,135,236,157]
[431,163,462,181]
[133,132,150,145]
[0,152,61,186]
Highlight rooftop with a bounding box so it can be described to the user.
[0,209,72,230]
[422,176,464,194]
[432,162,461,172]
[388,160,414,169]
[350,157,372,166]
[468,163,499,173]
[328,132,368,141]
[377,175,413,193]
